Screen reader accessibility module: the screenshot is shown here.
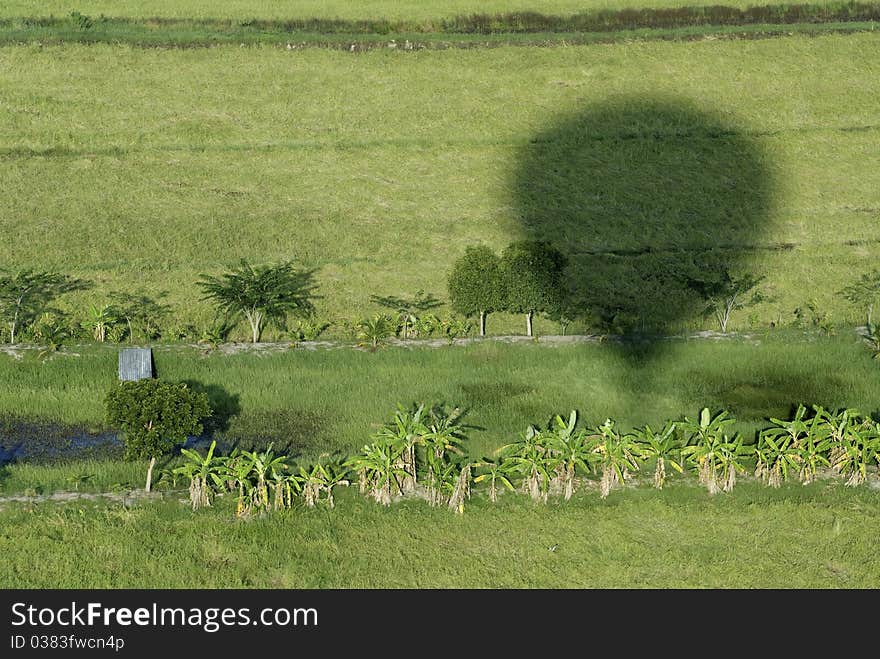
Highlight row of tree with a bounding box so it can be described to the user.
[4,253,880,345]
[448,241,566,337]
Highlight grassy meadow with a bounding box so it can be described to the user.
[0,3,879,592]
[1,481,878,588]
[2,34,880,339]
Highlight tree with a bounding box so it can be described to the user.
[106,379,211,492]
[500,241,566,337]
[198,260,316,343]
[109,290,171,343]
[370,289,442,339]
[0,269,89,344]
[687,265,764,333]
[841,270,880,328]
[447,245,506,337]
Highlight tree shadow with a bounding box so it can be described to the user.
[514,96,777,343]
[180,381,241,436]
[214,409,325,457]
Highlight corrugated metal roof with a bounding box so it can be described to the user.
[118,348,154,381]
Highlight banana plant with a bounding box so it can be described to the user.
[498,425,557,503]
[172,439,225,510]
[82,304,117,343]
[828,418,879,486]
[545,410,594,500]
[372,404,428,494]
[818,406,862,474]
[346,439,409,505]
[242,444,289,512]
[449,463,472,514]
[815,407,879,486]
[753,433,799,488]
[355,314,395,352]
[631,421,682,489]
[473,457,515,503]
[33,313,68,359]
[755,405,828,486]
[679,409,748,494]
[588,418,642,499]
[223,451,257,517]
[422,404,467,504]
[271,469,302,511]
[297,461,351,508]
[794,409,832,484]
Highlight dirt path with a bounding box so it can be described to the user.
[0,489,165,508]
[0,330,769,360]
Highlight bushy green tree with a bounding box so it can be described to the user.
[106,380,211,492]
[448,245,506,337]
[198,260,316,343]
[0,269,89,344]
[500,241,566,337]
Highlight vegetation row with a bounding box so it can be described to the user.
[4,246,880,352]
[106,379,880,517]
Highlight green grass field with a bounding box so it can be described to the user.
[2,3,879,591]
[1,481,878,588]
[2,33,879,339]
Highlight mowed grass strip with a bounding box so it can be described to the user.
[0,482,878,588]
[1,35,879,335]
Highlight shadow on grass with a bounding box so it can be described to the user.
[215,409,326,457]
[181,381,241,436]
[514,96,776,341]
